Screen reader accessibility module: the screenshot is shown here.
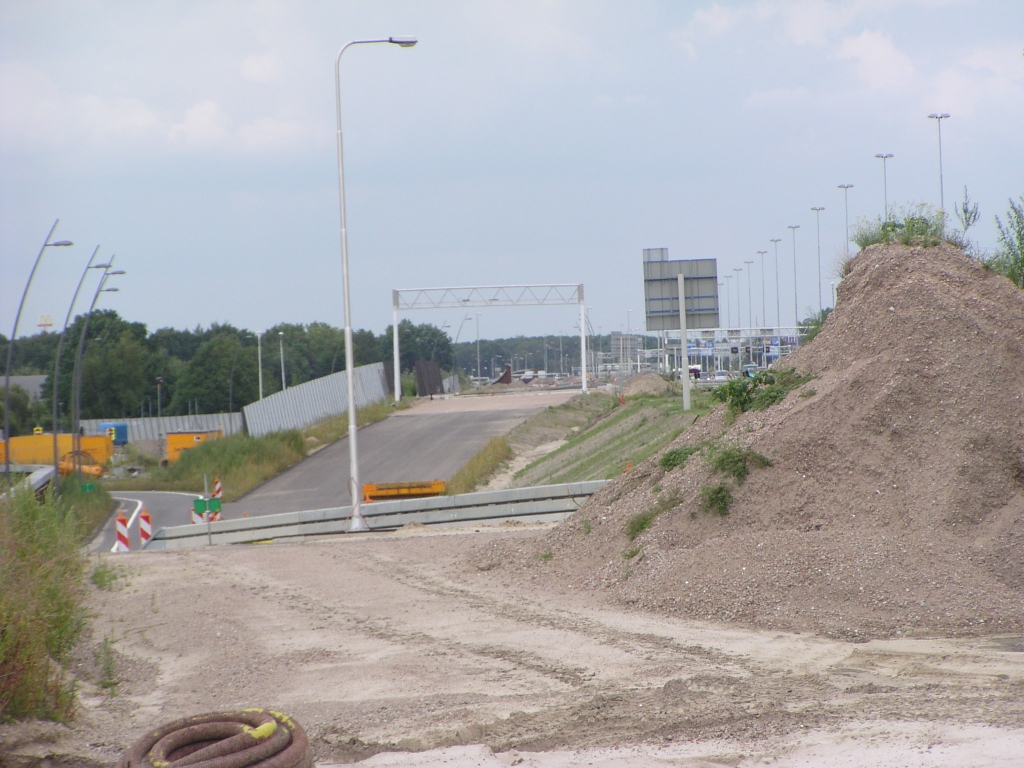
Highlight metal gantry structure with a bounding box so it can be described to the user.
[391,284,588,401]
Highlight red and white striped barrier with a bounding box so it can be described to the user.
[114,513,130,553]
[210,478,223,521]
[139,508,152,547]
[191,506,204,524]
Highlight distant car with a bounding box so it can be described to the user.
[712,370,732,382]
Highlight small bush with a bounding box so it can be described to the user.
[988,194,1024,288]
[90,560,120,591]
[706,443,772,484]
[659,445,701,471]
[581,519,593,534]
[625,492,681,540]
[96,631,118,694]
[711,378,755,415]
[699,483,733,515]
[623,545,643,560]
[538,549,553,562]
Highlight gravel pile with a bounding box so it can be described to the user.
[623,373,674,396]
[487,243,1024,640]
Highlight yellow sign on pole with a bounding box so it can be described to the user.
[33,426,43,435]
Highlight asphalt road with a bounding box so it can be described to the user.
[91,490,202,553]
[221,403,544,517]
[90,391,575,550]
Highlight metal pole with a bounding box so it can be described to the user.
[928,113,950,215]
[335,36,417,533]
[811,207,824,313]
[770,238,782,329]
[723,275,732,328]
[875,154,893,219]
[257,332,263,399]
[677,275,690,411]
[52,246,102,491]
[788,225,800,327]
[476,313,481,381]
[5,219,70,483]
[393,298,401,403]
[732,268,742,329]
[757,250,767,329]
[278,332,286,390]
[838,185,853,257]
[579,292,588,393]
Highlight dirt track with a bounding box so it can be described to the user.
[14,526,1022,767]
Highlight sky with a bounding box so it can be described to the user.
[2,0,1022,343]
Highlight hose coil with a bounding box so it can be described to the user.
[117,709,313,768]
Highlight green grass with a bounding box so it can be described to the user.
[659,444,702,471]
[625,491,681,541]
[58,481,117,540]
[538,548,553,562]
[96,631,118,695]
[447,436,513,495]
[623,544,643,560]
[852,204,946,249]
[699,483,733,516]
[0,490,86,721]
[712,368,814,417]
[90,559,120,591]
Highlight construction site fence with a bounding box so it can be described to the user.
[147,480,608,550]
[81,413,244,442]
[242,362,389,438]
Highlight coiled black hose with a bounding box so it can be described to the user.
[117,709,313,768]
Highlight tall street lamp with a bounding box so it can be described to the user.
[732,268,742,328]
[52,247,108,491]
[744,260,755,328]
[928,113,950,215]
[757,251,768,329]
[811,206,825,312]
[475,313,482,381]
[723,275,733,328]
[770,239,782,329]
[5,220,73,482]
[336,35,417,533]
[256,332,264,399]
[278,331,286,391]
[838,184,853,256]
[787,225,800,327]
[875,153,894,219]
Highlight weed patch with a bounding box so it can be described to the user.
[0,490,86,720]
[581,519,593,535]
[625,492,681,541]
[447,436,513,495]
[96,631,118,694]
[90,559,120,591]
[623,545,643,560]
[713,368,814,416]
[699,483,733,516]
[538,548,553,562]
[706,443,772,484]
[659,445,701,471]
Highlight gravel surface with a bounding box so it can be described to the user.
[490,243,1024,641]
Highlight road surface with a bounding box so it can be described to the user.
[223,390,575,517]
[91,391,576,550]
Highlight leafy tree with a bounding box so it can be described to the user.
[0,385,33,437]
[170,335,259,414]
[77,332,149,419]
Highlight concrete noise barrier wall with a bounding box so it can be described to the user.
[81,413,244,442]
[242,362,389,438]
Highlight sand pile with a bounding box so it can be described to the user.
[623,373,674,396]
[487,243,1024,640]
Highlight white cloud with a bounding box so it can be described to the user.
[168,100,232,147]
[240,53,281,84]
[836,30,916,90]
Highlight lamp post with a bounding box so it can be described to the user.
[875,153,894,219]
[744,260,755,329]
[52,247,108,491]
[723,275,733,328]
[928,113,950,215]
[5,220,73,483]
[770,238,782,329]
[475,313,482,381]
[787,225,800,327]
[71,263,123,480]
[256,332,263,399]
[756,251,767,329]
[838,185,853,256]
[732,267,742,329]
[811,206,825,312]
[336,35,417,533]
[278,331,286,391]
[626,309,632,376]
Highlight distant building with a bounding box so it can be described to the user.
[9,375,46,401]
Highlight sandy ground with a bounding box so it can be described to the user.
[12,525,1021,767]
[397,389,579,415]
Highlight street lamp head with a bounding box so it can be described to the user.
[812,206,825,212]
[101,288,119,293]
[107,270,126,276]
[788,224,800,230]
[389,36,418,47]
[93,263,112,269]
[838,184,853,190]
[51,240,74,247]
[875,153,893,160]
[928,113,950,120]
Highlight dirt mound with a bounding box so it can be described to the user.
[623,373,673,396]
[495,243,1024,640]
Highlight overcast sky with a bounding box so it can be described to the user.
[2,0,1022,343]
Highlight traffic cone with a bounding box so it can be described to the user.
[114,513,130,553]
[139,508,152,547]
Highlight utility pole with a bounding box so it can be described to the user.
[928,113,950,216]
[875,153,894,219]
[811,206,825,313]
[770,238,782,329]
[838,185,853,257]
[788,225,800,328]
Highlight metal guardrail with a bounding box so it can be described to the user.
[146,480,608,550]
[0,464,56,500]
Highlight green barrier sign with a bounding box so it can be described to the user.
[208,498,222,514]
[81,483,95,493]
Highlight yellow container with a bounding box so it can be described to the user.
[165,430,223,463]
[0,433,113,465]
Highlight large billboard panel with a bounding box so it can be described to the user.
[642,249,719,331]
